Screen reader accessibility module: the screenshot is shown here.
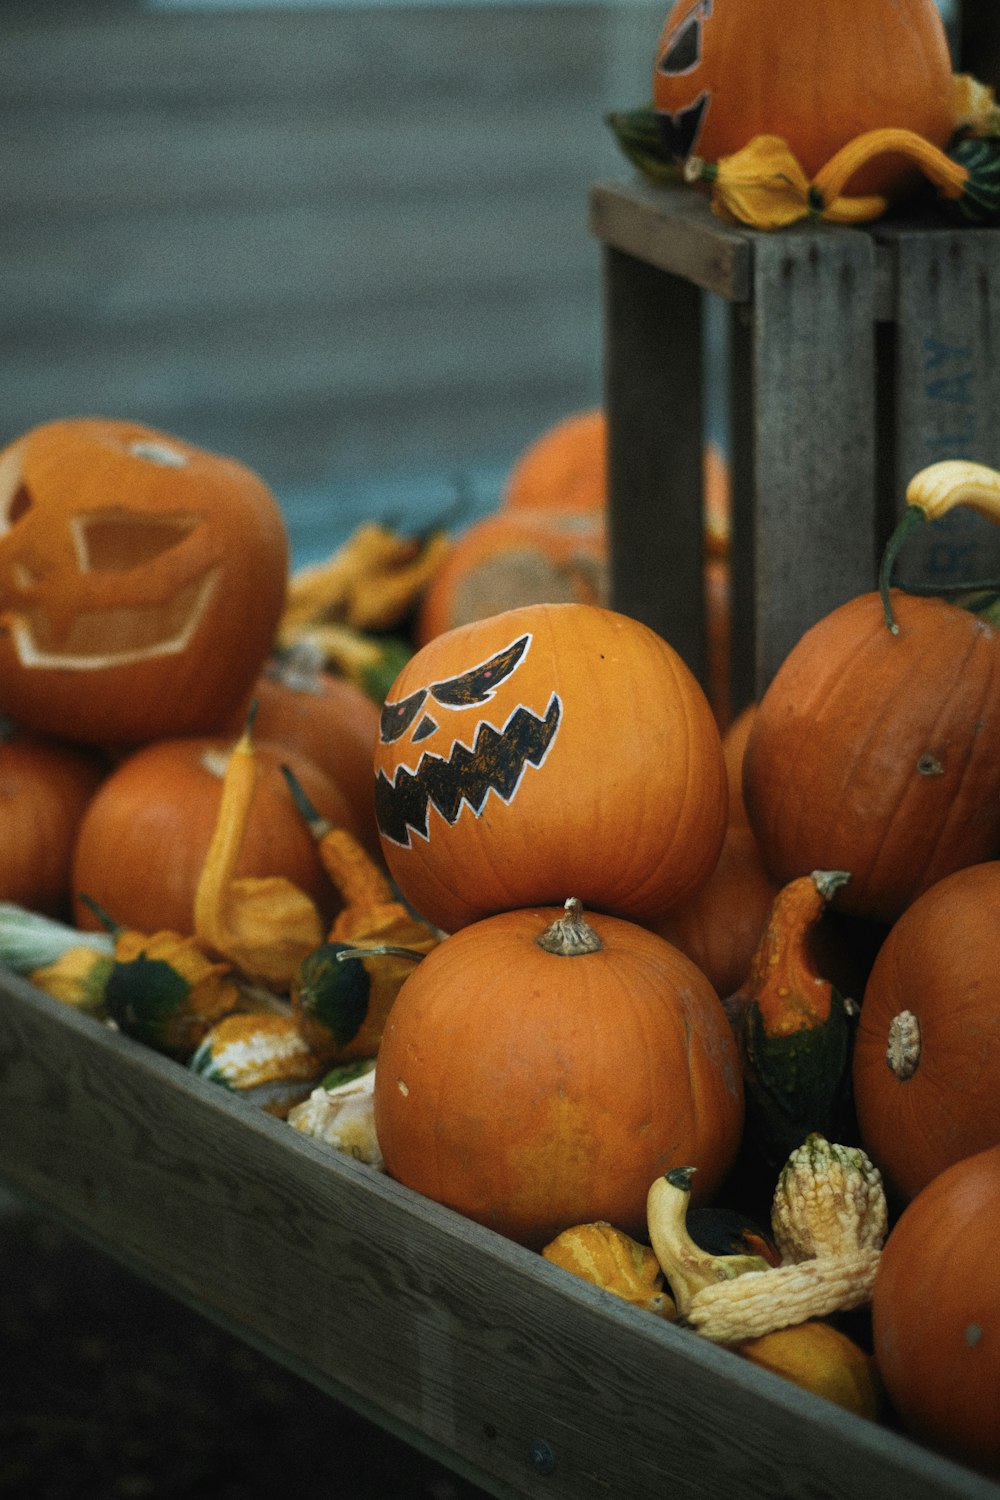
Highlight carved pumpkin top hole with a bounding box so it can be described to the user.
[73,511,200,573]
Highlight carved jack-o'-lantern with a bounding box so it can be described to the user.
[373,602,728,934]
[652,0,954,195]
[0,418,289,746]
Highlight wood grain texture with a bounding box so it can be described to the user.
[2,969,998,1500]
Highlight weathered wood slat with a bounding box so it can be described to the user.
[1,971,997,1500]
[590,180,751,301]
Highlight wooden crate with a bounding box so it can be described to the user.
[0,967,999,1500]
[589,179,1000,715]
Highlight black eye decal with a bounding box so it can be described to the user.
[412,715,438,743]
[380,688,428,743]
[658,0,710,76]
[430,635,529,708]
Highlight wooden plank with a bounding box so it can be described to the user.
[2,970,997,1500]
[603,244,707,679]
[589,180,751,301]
[875,223,1000,590]
[738,226,880,692]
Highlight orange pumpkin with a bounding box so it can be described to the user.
[414,509,608,647]
[872,1143,1000,1477]
[743,590,1000,925]
[852,861,1000,1204]
[652,0,954,195]
[0,726,106,918]
[502,409,607,514]
[373,602,727,934]
[72,734,359,938]
[373,899,744,1248]
[236,661,383,858]
[0,418,289,747]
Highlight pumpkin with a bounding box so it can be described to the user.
[413,509,609,647]
[742,590,1000,925]
[739,1321,881,1420]
[0,418,289,747]
[72,734,359,939]
[501,408,607,514]
[0,726,106,918]
[373,899,744,1249]
[373,602,727,934]
[235,655,383,857]
[871,1143,1000,1477]
[852,860,1000,1205]
[652,0,954,196]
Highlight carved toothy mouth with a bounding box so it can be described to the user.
[375,693,562,848]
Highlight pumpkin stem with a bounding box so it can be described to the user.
[333,943,428,964]
[886,1009,921,1080]
[878,507,926,633]
[281,762,334,843]
[536,897,603,956]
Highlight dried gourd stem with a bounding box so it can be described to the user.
[536,898,603,956]
[334,944,428,964]
[811,127,968,210]
[886,1009,921,1080]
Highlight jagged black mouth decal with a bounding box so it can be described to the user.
[375,694,562,848]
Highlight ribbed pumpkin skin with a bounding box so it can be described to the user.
[374,602,727,934]
[743,591,1000,925]
[652,0,954,194]
[373,906,744,1248]
[853,861,1000,1203]
[872,1144,1000,1477]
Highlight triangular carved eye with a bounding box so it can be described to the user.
[658,0,711,76]
[73,510,200,573]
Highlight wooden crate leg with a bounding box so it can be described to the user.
[602,245,707,682]
[882,226,1000,589]
[739,232,880,694]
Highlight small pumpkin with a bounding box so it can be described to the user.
[501,408,607,514]
[651,0,954,196]
[0,418,289,747]
[374,602,727,934]
[852,860,1000,1204]
[72,734,359,940]
[0,725,106,919]
[373,899,744,1249]
[871,1143,1000,1477]
[739,1321,881,1420]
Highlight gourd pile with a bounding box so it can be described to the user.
[3,412,1000,1484]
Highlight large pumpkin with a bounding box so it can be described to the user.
[0,418,289,746]
[743,590,1000,925]
[72,733,359,937]
[652,0,954,195]
[852,861,1000,1204]
[373,900,744,1248]
[0,726,106,918]
[373,602,727,933]
[872,1143,1000,1477]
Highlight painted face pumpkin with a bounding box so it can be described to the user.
[0,418,289,747]
[373,602,728,934]
[651,0,953,192]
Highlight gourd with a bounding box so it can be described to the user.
[852,860,1000,1203]
[72,734,359,939]
[647,1134,887,1344]
[237,651,383,857]
[191,1013,326,1117]
[727,870,860,1175]
[373,899,744,1249]
[651,0,953,196]
[541,1222,675,1318]
[739,1321,881,1420]
[374,602,727,934]
[286,1062,384,1168]
[871,1143,1000,1477]
[743,462,1000,925]
[0,417,289,746]
[0,725,106,919]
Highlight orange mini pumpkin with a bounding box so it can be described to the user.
[0,418,289,747]
[72,733,359,938]
[652,0,953,196]
[872,1143,1000,1477]
[0,726,106,918]
[374,899,744,1248]
[852,861,1000,1204]
[502,408,607,514]
[373,602,727,934]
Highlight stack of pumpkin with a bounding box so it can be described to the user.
[2,414,999,1482]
